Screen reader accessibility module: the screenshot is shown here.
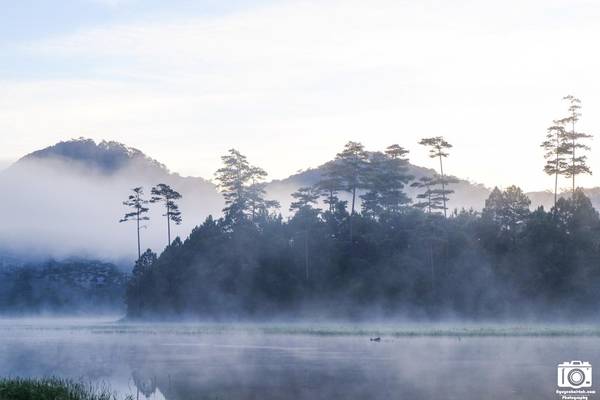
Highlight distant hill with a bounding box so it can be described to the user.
[9,137,600,264]
[525,188,600,211]
[16,138,168,175]
[0,138,223,264]
[266,160,492,212]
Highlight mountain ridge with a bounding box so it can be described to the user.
[13,137,600,212]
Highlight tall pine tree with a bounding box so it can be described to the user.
[151,183,182,246]
[418,137,453,217]
[556,95,592,197]
[541,123,569,208]
[119,187,150,259]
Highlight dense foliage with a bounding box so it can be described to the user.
[126,97,598,320]
[126,184,600,319]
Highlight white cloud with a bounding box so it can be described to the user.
[4,0,600,191]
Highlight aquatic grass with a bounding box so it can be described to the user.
[0,377,131,400]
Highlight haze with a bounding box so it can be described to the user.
[2,0,600,191]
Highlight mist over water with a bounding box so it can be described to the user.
[0,318,598,400]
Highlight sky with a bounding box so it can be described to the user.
[2,0,600,191]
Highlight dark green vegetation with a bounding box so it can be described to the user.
[125,96,600,319]
[125,185,600,319]
[0,377,128,400]
[0,260,127,314]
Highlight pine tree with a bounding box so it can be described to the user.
[482,185,530,232]
[335,141,369,216]
[290,187,320,213]
[150,183,182,246]
[418,137,453,217]
[333,141,369,240]
[315,164,343,213]
[119,187,150,259]
[247,166,271,220]
[411,176,437,213]
[126,248,157,317]
[215,149,251,220]
[289,187,320,281]
[215,149,278,222]
[410,175,455,214]
[361,145,412,216]
[556,95,592,197]
[541,123,569,208]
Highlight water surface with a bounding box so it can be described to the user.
[0,319,598,400]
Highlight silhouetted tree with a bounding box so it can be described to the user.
[119,187,150,259]
[556,95,592,197]
[482,185,531,233]
[541,123,569,207]
[316,165,343,213]
[215,149,250,221]
[247,166,268,220]
[411,176,442,213]
[290,187,321,280]
[333,141,369,240]
[419,137,453,217]
[126,248,157,317]
[361,145,412,217]
[215,149,278,222]
[290,187,320,213]
[151,183,182,246]
[335,141,369,215]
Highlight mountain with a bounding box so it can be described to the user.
[525,188,600,211]
[0,138,223,264]
[16,138,167,175]
[266,160,492,212]
[10,137,594,265]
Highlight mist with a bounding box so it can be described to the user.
[0,157,223,265]
[0,318,597,400]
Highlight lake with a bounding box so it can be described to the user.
[0,318,598,400]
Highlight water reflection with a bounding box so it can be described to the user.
[131,370,160,399]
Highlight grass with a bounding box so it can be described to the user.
[0,377,131,400]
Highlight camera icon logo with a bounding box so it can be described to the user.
[557,361,592,388]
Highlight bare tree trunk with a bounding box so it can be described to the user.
[350,186,356,242]
[166,201,171,246]
[427,183,432,214]
[305,229,309,281]
[554,133,559,208]
[554,168,558,208]
[438,154,447,218]
[351,186,356,215]
[572,119,576,198]
[329,190,334,213]
[136,209,141,259]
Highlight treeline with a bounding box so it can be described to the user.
[124,95,600,319]
[0,260,127,314]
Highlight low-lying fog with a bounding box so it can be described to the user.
[0,158,223,265]
[0,318,598,400]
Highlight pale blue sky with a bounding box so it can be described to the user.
[2,0,600,191]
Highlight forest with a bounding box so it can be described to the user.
[124,96,600,319]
